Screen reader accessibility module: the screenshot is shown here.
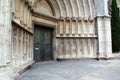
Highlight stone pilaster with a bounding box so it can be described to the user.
[96,16,106,58]
[0,0,14,80]
[95,0,113,59]
[104,16,113,58]
[96,16,113,59]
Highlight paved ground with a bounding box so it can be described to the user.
[18,59,120,80]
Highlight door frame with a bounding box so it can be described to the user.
[32,14,58,60]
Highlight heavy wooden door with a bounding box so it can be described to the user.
[34,26,53,61]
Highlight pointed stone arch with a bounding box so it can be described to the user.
[32,0,54,16]
[46,0,60,18]
[32,0,96,19]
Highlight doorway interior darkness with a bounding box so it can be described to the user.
[34,25,53,61]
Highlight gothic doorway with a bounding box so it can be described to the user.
[34,25,53,61]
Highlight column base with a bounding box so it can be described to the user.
[98,52,113,60]
[0,65,14,80]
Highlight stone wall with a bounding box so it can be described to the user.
[0,0,113,80]
[12,0,33,32]
[96,16,113,58]
[12,23,33,67]
[56,38,97,59]
[11,0,34,79]
[56,18,97,59]
[57,19,96,36]
[32,0,113,59]
[0,0,13,80]
[117,0,120,7]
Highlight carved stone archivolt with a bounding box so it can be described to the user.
[31,0,96,19]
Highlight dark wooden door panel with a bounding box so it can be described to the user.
[34,26,53,61]
[45,30,52,60]
[34,46,41,60]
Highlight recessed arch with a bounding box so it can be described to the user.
[32,0,96,19]
[33,0,58,17]
[46,0,60,17]
[45,0,56,16]
[56,0,64,17]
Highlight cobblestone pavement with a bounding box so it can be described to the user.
[18,60,120,80]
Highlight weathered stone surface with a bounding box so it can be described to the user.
[94,0,110,16]
[0,0,116,80]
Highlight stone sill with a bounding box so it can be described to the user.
[12,18,33,34]
[56,34,97,38]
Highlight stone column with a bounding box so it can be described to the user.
[96,16,106,58]
[0,0,14,80]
